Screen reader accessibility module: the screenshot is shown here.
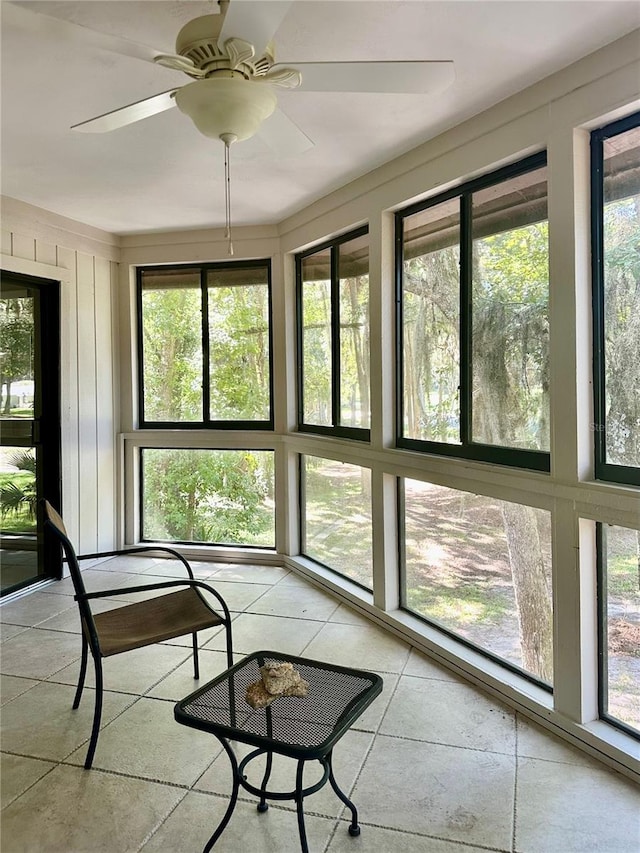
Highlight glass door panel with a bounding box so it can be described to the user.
[1,274,60,595]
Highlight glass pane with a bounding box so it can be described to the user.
[0,446,39,592]
[472,165,549,451]
[339,234,369,429]
[302,251,332,426]
[401,198,461,442]
[141,448,275,547]
[0,284,34,419]
[601,524,640,733]
[208,269,270,421]
[403,478,553,683]
[141,269,202,422]
[302,455,372,589]
[602,125,640,468]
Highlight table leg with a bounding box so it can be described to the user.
[202,738,241,853]
[257,751,273,812]
[294,759,310,853]
[327,750,360,837]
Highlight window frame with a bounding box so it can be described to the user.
[136,260,274,430]
[591,111,640,487]
[395,151,550,472]
[295,225,370,441]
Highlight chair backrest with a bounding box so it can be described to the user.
[43,500,93,621]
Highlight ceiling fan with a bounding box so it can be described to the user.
[7,0,454,249]
[63,0,455,148]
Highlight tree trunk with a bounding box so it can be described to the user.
[501,501,554,680]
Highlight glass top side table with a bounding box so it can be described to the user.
[175,650,383,853]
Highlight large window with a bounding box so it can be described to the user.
[396,153,549,470]
[401,478,553,685]
[300,455,372,590]
[141,448,275,547]
[296,227,370,439]
[592,112,640,486]
[138,262,273,428]
[597,523,640,737]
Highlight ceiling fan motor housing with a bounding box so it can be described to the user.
[175,77,277,142]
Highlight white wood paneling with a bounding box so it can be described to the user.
[1,208,119,553]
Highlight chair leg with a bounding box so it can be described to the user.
[84,656,104,770]
[73,634,89,709]
[192,632,200,680]
[225,624,233,670]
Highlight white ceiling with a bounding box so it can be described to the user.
[2,0,639,235]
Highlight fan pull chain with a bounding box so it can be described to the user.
[220,133,236,256]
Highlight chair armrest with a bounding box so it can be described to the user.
[74,546,194,579]
[77,578,232,624]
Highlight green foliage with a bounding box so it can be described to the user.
[0,297,34,415]
[142,448,274,546]
[0,450,37,530]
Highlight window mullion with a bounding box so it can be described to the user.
[331,245,341,428]
[460,193,472,446]
[201,271,211,423]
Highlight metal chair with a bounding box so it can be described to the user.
[43,500,234,769]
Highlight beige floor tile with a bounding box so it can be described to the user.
[248,583,341,621]
[90,555,162,573]
[403,648,462,682]
[1,627,82,679]
[140,559,215,579]
[0,622,29,642]
[197,580,272,613]
[208,563,291,584]
[0,674,39,705]
[71,696,218,785]
[328,603,376,627]
[380,675,516,754]
[0,753,56,808]
[146,648,233,701]
[1,681,134,761]
[0,591,75,627]
[36,597,128,633]
[353,673,398,732]
[515,756,640,852]
[352,735,515,848]
[48,642,193,694]
[140,790,337,853]
[41,569,146,596]
[160,621,229,649]
[327,822,490,852]
[516,714,602,768]
[302,622,411,674]
[204,612,324,656]
[1,764,183,853]
[195,728,374,819]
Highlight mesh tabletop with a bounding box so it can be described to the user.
[175,651,382,760]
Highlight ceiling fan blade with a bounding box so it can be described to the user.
[278,61,455,95]
[4,1,166,65]
[219,0,293,57]
[71,90,179,134]
[257,107,314,155]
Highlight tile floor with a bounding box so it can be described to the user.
[1,555,639,853]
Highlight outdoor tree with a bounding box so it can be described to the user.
[0,296,33,415]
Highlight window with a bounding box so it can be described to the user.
[138,261,273,428]
[141,448,275,547]
[592,112,640,486]
[401,478,553,685]
[297,227,370,439]
[597,523,640,737]
[396,153,549,470]
[300,455,372,590]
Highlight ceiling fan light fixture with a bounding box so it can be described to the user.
[174,77,277,142]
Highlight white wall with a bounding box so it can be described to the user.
[1,197,120,553]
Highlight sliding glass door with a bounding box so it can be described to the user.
[1,272,61,595]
